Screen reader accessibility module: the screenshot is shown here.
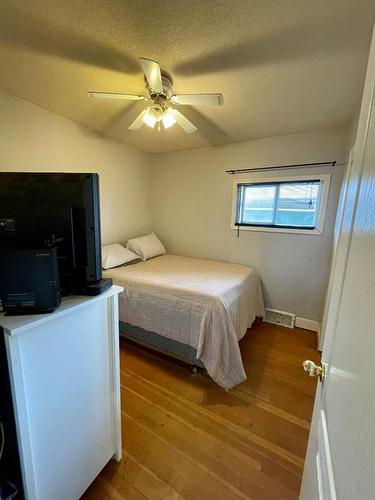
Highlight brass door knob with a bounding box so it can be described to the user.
[302,360,326,382]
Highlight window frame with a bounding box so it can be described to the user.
[231,173,331,235]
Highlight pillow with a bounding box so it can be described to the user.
[126,233,166,261]
[101,243,140,270]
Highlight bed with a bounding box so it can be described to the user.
[103,254,264,389]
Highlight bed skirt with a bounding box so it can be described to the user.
[119,321,205,369]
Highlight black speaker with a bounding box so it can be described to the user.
[0,247,61,315]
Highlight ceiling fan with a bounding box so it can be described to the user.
[88,58,224,133]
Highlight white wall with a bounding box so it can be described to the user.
[150,127,349,321]
[0,91,151,245]
[0,89,350,322]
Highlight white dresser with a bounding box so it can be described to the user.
[0,285,123,500]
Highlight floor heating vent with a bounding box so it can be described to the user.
[263,308,296,329]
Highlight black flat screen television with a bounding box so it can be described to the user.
[0,172,102,294]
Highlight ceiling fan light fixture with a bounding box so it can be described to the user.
[162,109,176,129]
[143,109,157,128]
[89,57,223,134]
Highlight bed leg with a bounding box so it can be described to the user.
[191,365,200,376]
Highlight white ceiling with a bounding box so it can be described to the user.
[0,0,374,154]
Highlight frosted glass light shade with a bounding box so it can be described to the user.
[162,109,176,129]
[143,110,157,128]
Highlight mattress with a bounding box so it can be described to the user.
[103,254,264,389]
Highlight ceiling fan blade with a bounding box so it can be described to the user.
[171,109,197,133]
[88,91,147,101]
[128,109,147,131]
[140,58,163,94]
[171,93,224,106]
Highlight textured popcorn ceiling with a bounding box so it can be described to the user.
[0,0,374,154]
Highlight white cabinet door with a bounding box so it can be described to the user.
[300,26,375,500]
[5,294,121,500]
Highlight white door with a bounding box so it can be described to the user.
[300,26,375,500]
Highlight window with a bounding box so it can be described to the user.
[231,174,330,235]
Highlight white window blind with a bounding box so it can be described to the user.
[236,180,322,229]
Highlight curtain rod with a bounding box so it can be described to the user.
[226,161,336,175]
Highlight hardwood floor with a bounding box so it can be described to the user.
[82,320,320,500]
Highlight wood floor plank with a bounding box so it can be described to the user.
[122,381,263,472]
[123,415,250,500]
[105,452,183,500]
[122,386,297,499]
[82,462,146,500]
[122,369,303,481]
[120,352,310,459]
[81,320,319,499]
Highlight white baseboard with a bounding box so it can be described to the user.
[295,316,319,332]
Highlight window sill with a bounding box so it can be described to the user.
[231,225,324,235]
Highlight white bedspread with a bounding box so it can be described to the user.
[103,254,264,389]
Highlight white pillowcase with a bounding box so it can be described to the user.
[102,243,140,270]
[126,233,166,261]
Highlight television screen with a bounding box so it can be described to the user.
[0,172,102,294]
